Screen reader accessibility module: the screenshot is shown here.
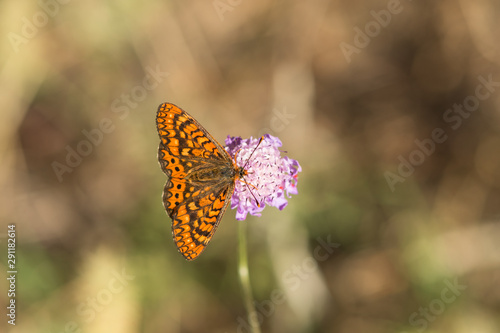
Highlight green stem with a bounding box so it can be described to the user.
[238,220,261,333]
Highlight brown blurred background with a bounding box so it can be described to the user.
[1,0,500,332]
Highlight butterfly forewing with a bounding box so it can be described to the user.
[156,103,237,260]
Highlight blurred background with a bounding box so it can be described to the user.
[1,0,500,332]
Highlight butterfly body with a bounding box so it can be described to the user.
[156,103,242,260]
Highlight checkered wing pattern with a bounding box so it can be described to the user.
[156,103,237,260]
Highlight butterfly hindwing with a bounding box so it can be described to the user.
[168,182,234,260]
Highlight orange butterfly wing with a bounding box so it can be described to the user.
[156,103,237,260]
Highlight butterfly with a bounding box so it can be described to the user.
[156,103,247,260]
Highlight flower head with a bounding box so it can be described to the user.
[225,134,301,220]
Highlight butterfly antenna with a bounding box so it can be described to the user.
[237,177,262,207]
[237,136,265,207]
[242,136,264,170]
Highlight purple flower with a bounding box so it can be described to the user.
[225,134,301,220]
